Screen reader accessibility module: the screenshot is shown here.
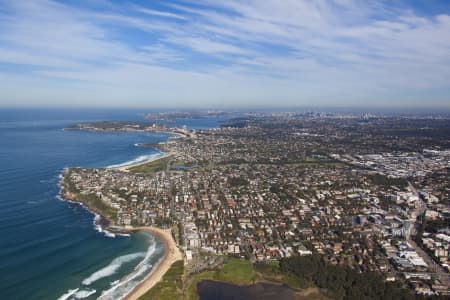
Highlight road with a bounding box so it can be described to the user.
[406,182,450,285]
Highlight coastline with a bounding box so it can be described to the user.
[61,189,114,226]
[111,151,175,172]
[60,186,183,299]
[123,226,182,300]
[58,129,182,299]
[65,125,189,139]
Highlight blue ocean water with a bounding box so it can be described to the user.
[0,108,224,300]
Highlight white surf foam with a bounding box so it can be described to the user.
[74,289,96,299]
[57,288,79,300]
[104,230,116,238]
[117,233,131,237]
[98,239,160,300]
[94,214,101,222]
[82,253,145,286]
[105,153,163,169]
[92,213,103,233]
[93,215,116,238]
[110,280,120,286]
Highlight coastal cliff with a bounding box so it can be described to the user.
[60,168,118,227]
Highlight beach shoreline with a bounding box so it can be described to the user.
[111,151,174,172]
[60,185,183,299]
[122,226,182,300]
[58,143,182,299]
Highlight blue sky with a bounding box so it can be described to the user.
[0,0,449,108]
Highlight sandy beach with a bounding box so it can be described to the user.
[123,226,182,300]
[112,152,174,172]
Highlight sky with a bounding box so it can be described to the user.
[0,0,449,109]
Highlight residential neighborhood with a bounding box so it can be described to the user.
[63,114,450,296]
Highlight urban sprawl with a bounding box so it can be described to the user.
[62,113,450,296]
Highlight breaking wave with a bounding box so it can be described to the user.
[57,288,96,300]
[57,288,79,300]
[57,232,163,300]
[105,152,163,169]
[104,230,116,238]
[93,214,102,233]
[82,253,145,285]
[74,289,96,299]
[98,238,161,300]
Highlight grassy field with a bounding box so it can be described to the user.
[185,257,254,300]
[215,257,255,284]
[140,256,327,300]
[75,192,117,223]
[128,156,172,174]
[185,271,215,300]
[186,257,327,300]
[138,260,184,300]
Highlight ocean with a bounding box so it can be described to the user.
[0,108,224,300]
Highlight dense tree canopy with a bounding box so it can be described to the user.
[279,255,414,300]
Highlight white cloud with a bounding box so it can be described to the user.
[0,0,449,108]
[165,36,250,55]
[133,5,187,20]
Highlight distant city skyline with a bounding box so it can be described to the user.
[0,0,449,108]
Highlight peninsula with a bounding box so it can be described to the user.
[65,121,192,138]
